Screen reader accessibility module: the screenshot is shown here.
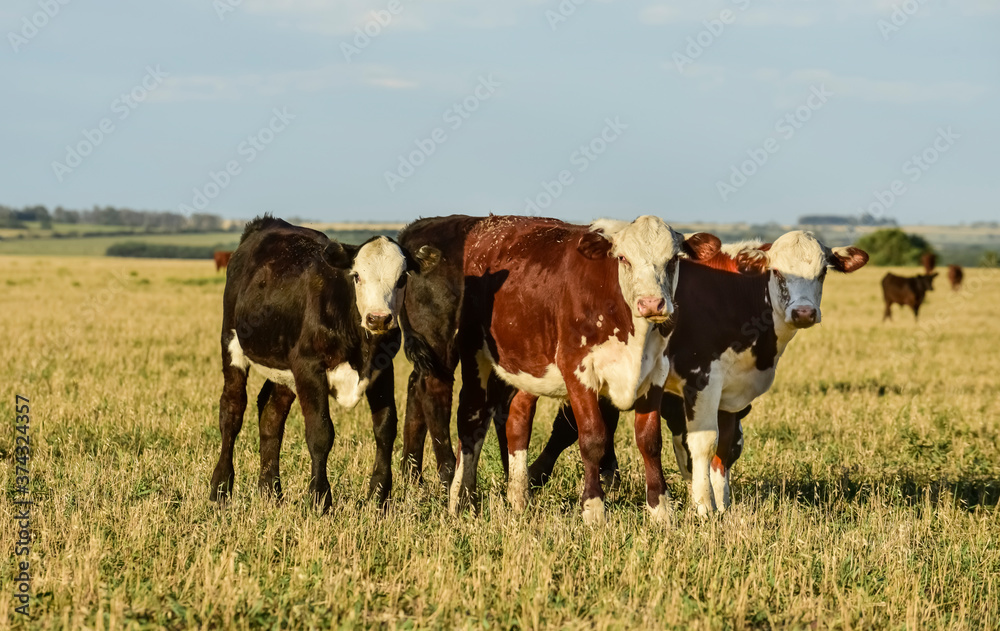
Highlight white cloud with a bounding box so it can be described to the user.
[150,64,418,102]
[233,0,546,35]
[641,0,1000,28]
[667,63,990,105]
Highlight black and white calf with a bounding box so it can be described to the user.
[529,231,868,515]
[209,215,439,509]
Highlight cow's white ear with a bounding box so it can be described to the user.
[829,246,868,273]
[412,245,441,274]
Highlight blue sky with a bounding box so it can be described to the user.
[2,0,997,224]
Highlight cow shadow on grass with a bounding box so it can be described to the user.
[738,471,1000,512]
[532,467,999,517]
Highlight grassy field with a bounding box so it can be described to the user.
[1,256,998,629]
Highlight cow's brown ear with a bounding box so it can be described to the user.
[682,232,722,261]
[578,231,612,259]
[324,242,358,269]
[734,249,769,276]
[411,245,441,274]
[829,246,868,273]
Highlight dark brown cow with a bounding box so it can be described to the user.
[529,232,869,515]
[397,215,507,487]
[920,252,937,274]
[214,250,233,272]
[209,216,438,509]
[948,264,964,291]
[445,215,721,524]
[882,272,936,320]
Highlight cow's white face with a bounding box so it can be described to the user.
[591,216,685,323]
[352,237,408,333]
[742,230,868,329]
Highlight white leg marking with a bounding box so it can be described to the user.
[646,492,673,525]
[448,451,465,516]
[582,497,606,526]
[710,465,731,512]
[507,449,529,513]
[687,429,718,517]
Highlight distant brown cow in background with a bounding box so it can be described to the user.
[920,252,937,274]
[948,264,964,291]
[882,272,937,321]
[214,250,233,272]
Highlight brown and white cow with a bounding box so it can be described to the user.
[448,215,721,524]
[529,231,868,516]
[209,215,439,509]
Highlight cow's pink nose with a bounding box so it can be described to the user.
[637,296,666,318]
[791,306,817,328]
[366,312,393,331]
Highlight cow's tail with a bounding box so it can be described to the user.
[403,330,449,380]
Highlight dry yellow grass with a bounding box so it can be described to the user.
[0,256,998,629]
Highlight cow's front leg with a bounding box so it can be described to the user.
[294,369,335,512]
[257,380,296,499]
[367,360,398,506]
[634,388,671,523]
[711,408,747,512]
[684,380,722,517]
[566,382,607,525]
[210,362,248,503]
[449,356,490,516]
[505,390,538,513]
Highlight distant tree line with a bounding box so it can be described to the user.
[798,214,897,226]
[106,242,238,259]
[0,204,237,232]
[855,228,999,268]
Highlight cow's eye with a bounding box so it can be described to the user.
[352,273,361,284]
[618,255,630,267]
[395,275,407,289]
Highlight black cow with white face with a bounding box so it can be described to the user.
[209,215,439,509]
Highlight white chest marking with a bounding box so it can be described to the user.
[575,318,669,409]
[228,331,369,409]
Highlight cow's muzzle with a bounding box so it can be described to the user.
[365,312,395,332]
[637,296,669,322]
[789,306,818,329]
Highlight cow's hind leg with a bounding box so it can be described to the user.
[883,300,892,321]
[528,397,619,490]
[403,370,456,487]
[449,357,490,516]
[367,357,399,506]
[210,359,249,503]
[401,369,429,483]
[257,380,296,499]
[663,392,692,481]
[505,390,538,513]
